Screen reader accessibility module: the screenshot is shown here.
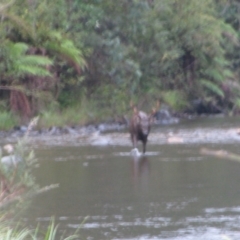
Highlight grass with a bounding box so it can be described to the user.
[0,117,81,239]
[0,97,127,131]
[39,106,89,128]
[38,97,88,128]
[0,104,95,130]
[0,221,79,240]
[38,101,110,129]
[0,111,18,130]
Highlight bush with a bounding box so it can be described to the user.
[0,112,18,130]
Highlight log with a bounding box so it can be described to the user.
[200,148,240,162]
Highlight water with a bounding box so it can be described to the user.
[18,117,240,239]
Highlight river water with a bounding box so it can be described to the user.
[18,116,240,239]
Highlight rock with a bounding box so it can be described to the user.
[1,155,21,166]
[48,126,61,135]
[3,144,14,153]
[155,107,179,125]
[1,144,22,167]
[167,136,184,144]
[62,126,78,135]
[20,125,28,133]
[89,131,111,146]
[98,123,125,132]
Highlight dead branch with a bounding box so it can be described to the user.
[200,148,240,162]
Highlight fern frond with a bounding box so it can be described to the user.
[47,41,86,67]
[200,79,224,97]
[2,12,35,40]
[18,65,51,76]
[6,41,52,77]
[222,69,233,78]
[203,68,224,82]
[21,55,53,66]
[7,42,28,56]
[44,32,87,72]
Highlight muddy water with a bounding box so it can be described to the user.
[21,117,240,239]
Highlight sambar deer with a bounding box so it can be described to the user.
[129,106,157,154]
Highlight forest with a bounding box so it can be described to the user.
[1,0,240,129]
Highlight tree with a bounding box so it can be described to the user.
[68,0,238,113]
[0,0,86,118]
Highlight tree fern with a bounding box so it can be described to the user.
[2,10,86,74]
[44,34,87,73]
[5,41,52,77]
[1,12,36,41]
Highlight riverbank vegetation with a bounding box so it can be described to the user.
[0,118,79,239]
[1,0,240,129]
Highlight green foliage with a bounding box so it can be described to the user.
[0,120,38,194]
[4,41,53,78]
[200,79,224,97]
[0,41,52,81]
[0,118,40,221]
[162,90,188,111]
[0,0,86,118]
[0,226,32,240]
[0,220,79,240]
[0,111,18,130]
[68,0,238,114]
[39,102,92,128]
[45,32,87,72]
[0,117,80,239]
[2,0,240,118]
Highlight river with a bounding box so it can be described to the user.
[16,116,240,239]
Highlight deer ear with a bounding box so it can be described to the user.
[149,108,156,123]
[151,107,156,115]
[149,100,160,116]
[148,115,154,124]
[133,106,138,114]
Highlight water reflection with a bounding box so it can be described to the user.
[130,153,150,187]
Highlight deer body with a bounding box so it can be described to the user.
[130,109,154,153]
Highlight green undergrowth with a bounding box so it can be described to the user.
[39,107,88,128]
[0,117,80,239]
[0,103,110,131]
[0,96,155,131]
[39,103,103,129]
[0,111,19,130]
[0,220,79,240]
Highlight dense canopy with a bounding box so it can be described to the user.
[1,0,240,126]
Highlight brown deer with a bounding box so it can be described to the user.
[129,106,157,154]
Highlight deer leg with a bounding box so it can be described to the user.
[142,139,147,153]
[131,134,137,148]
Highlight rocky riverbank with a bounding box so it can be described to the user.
[0,108,180,146]
[1,111,240,148]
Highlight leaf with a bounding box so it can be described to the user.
[44,32,87,73]
[200,79,224,97]
[18,65,51,76]
[203,68,224,82]
[162,90,188,110]
[0,0,15,13]
[2,12,35,40]
[234,98,240,108]
[21,55,53,66]
[5,41,53,77]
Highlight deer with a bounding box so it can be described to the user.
[129,104,158,154]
